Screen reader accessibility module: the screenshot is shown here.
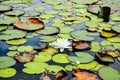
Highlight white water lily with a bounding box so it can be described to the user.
[50,38,72,52]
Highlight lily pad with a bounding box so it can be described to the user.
[41,0,67,5]
[23,62,48,74]
[17,46,33,52]
[112,25,120,33]
[0,56,16,69]
[98,66,120,80]
[0,16,19,25]
[76,61,98,70]
[59,27,73,34]
[0,68,16,78]
[100,30,117,38]
[33,52,52,62]
[6,38,27,45]
[90,42,101,52]
[4,10,24,16]
[71,0,99,4]
[36,27,59,35]
[96,53,114,62]
[68,52,94,64]
[46,65,65,74]
[70,30,99,41]
[58,34,73,39]
[7,51,19,57]
[52,53,69,63]
[0,25,8,31]
[40,36,57,42]
[87,5,100,14]
[0,29,26,40]
[41,48,58,54]
[14,18,44,31]
[65,65,76,71]
[0,4,12,12]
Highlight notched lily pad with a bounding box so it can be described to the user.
[14,18,44,31]
[0,56,16,69]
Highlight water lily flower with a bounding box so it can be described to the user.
[49,38,72,52]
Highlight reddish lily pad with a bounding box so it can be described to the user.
[14,18,44,31]
[87,5,100,14]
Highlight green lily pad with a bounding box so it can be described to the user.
[23,11,40,17]
[33,52,52,62]
[39,14,54,19]
[23,62,48,74]
[65,65,76,71]
[52,53,69,63]
[7,51,19,57]
[45,10,58,15]
[0,16,19,25]
[17,46,33,52]
[4,10,24,16]
[70,30,99,41]
[8,46,18,50]
[112,25,120,33]
[61,16,76,21]
[85,21,98,28]
[0,4,12,12]
[13,18,44,31]
[46,65,65,74]
[0,29,26,40]
[101,40,112,46]
[40,36,57,42]
[90,42,101,52]
[68,52,94,64]
[0,68,16,78]
[34,6,45,12]
[71,0,99,4]
[0,56,16,69]
[0,25,8,31]
[58,34,73,39]
[98,66,120,80]
[6,38,27,45]
[91,64,104,71]
[96,53,114,63]
[107,37,120,42]
[59,27,73,34]
[110,14,120,21]
[41,0,67,5]
[36,27,59,35]
[76,61,98,70]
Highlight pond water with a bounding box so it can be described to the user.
[0,0,120,80]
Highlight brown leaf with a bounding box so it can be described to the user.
[39,71,51,80]
[72,70,98,80]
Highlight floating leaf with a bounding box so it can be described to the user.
[46,65,65,74]
[90,42,101,52]
[23,62,48,74]
[0,56,16,69]
[33,52,51,62]
[17,46,33,52]
[72,41,91,50]
[0,16,19,25]
[107,37,120,42]
[39,14,54,19]
[96,53,114,62]
[70,30,99,41]
[110,13,120,21]
[68,52,94,64]
[0,29,26,40]
[41,0,67,5]
[34,6,45,12]
[112,25,120,33]
[91,64,104,71]
[59,27,73,34]
[4,10,24,16]
[7,51,19,57]
[0,4,12,12]
[6,38,27,45]
[36,27,59,35]
[101,40,112,46]
[40,36,57,42]
[14,52,35,62]
[71,0,99,4]
[41,48,58,55]
[72,69,98,80]
[65,65,76,71]
[87,5,100,14]
[14,18,44,31]
[39,71,51,80]
[98,66,120,80]
[0,68,16,78]
[101,31,117,38]
[0,25,8,31]
[52,53,69,63]
[76,61,98,70]
[58,34,73,39]
[8,46,18,50]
